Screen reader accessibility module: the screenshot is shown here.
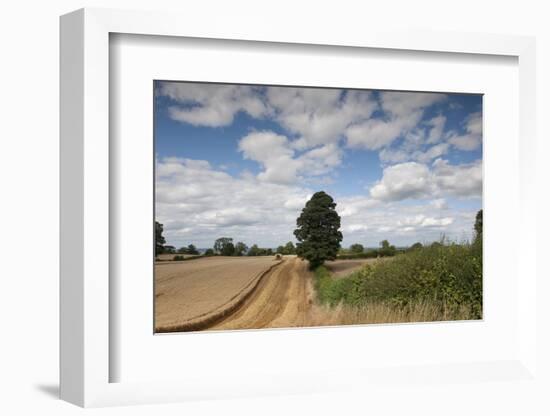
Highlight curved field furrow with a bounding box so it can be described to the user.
[209,257,315,330]
[155,256,283,332]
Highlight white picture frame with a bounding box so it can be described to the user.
[60,7,539,408]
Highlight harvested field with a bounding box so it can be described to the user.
[155,256,282,332]
[156,255,458,333]
[325,258,382,278]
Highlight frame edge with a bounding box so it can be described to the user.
[59,8,85,407]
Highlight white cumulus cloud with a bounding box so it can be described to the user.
[267,88,378,149]
[238,131,343,184]
[369,159,482,202]
[159,82,270,127]
[346,91,447,150]
[370,162,434,201]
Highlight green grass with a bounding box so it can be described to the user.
[315,241,482,321]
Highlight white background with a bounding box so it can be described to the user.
[1,0,549,415]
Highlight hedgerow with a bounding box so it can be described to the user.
[315,241,482,320]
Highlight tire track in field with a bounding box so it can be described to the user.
[208,257,314,330]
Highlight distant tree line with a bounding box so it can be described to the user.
[177,244,199,255]
[247,245,273,256]
[155,225,295,258]
[276,241,296,255]
[213,238,292,257]
[213,237,249,256]
[337,239,398,260]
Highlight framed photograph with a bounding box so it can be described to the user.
[60,8,539,408]
[153,81,483,334]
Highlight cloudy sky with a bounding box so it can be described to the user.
[155,81,482,249]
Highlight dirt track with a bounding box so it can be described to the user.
[208,257,316,330]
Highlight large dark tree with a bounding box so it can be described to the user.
[155,221,166,256]
[294,191,343,269]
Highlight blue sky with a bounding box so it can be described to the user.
[155,82,482,249]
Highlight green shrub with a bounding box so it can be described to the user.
[315,242,482,319]
[314,266,365,306]
[173,255,185,261]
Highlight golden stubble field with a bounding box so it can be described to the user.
[154,256,282,332]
